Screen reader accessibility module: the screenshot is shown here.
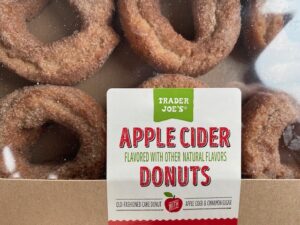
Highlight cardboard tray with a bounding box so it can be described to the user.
[0,1,299,225]
[0,180,299,225]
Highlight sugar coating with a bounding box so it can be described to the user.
[242,91,300,179]
[140,74,207,88]
[243,0,285,56]
[0,0,119,85]
[119,0,241,76]
[0,85,106,179]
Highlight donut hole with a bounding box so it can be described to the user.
[160,0,195,41]
[28,122,80,165]
[279,122,300,167]
[27,0,82,43]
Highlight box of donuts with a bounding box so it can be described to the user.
[0,0,299,225]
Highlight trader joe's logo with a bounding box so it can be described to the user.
[154,89,194,122]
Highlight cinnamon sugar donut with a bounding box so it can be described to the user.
[242,91,300,178]
[243,0,285,56]
[0,85,106,179]
[140,74,207,88]
[119,0,241,76]
[0,0,119,85]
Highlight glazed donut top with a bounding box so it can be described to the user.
[119,0,241,76]
[0,0,119,85]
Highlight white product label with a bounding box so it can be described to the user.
[107,88,241,225]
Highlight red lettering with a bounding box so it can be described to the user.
[156,128,165,148]
[209,127,219,147]
[152,166,163,187]
[140,166,211,187]
[166,127,176,148]
[119,128,132,148]
[180,127,190,148]
[190,166,200,186]
[220,127,231,147]
[165,166,176,187]
[145,127,155,148]
[197,127,208,147]
[191,127,196,147]
[133,127,144,147]
[140,167,151,187]
[201,166,211,186]
[178,166,189,186]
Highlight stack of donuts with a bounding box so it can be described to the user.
[0,0,298,180]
